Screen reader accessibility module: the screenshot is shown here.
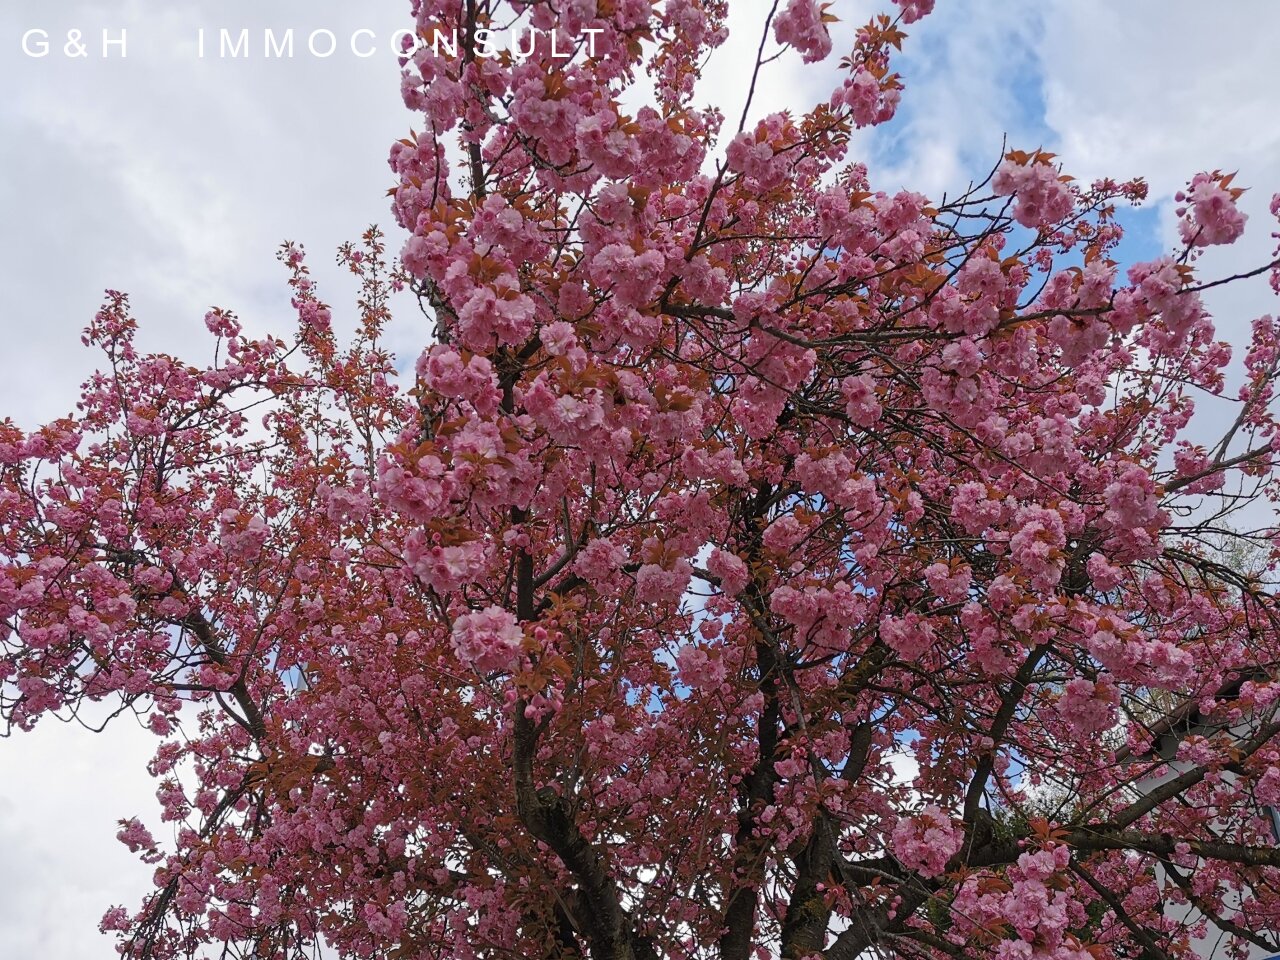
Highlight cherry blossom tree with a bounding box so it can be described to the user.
[6,1,1280,959]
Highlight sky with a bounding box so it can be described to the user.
[2,1,1280,955]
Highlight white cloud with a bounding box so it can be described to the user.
[0,0,421,427]
[1038,0,1280,200]
[696,0,875,141]
[865,0,1047,197]
[861,0,1280,507]
[0,712,159,955]
[2,3,417,954]
[1034,0,1280,497]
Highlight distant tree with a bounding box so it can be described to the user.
[5,2,1280,959]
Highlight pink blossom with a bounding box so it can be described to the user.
[675,644,727,689]
[635,560,692,604]
[1177,172,1248,247]
[203,309,241,338]
[1085,552,1124,592]
[1056,677,1118,737]
[219,511,270,562]
[891,806,962,877]
[451,606,524,674]
[707,547,750,596]
[1257,768,1280,806]
[573,537,628,585]
[375,456,447,522]
[404,533,488,594]
[994,159,1074,229]
[762,514,806,554]
[1008,505,1066,591]
[838,68,899,127]
[840,374,882,427]
[893,0,935,23]
[1103,463,1160,530]
[417,345,500,416]
[924,562,972,603]
[880,613,936,660]
[774,0,832,62]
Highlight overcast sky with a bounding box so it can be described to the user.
[3,1,1280,955]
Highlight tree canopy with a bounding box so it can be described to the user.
[5,2,1280,959]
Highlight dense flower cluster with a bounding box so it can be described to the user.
[993,153,1076,229]
[774,0,834,63]
[1177,171,1249,248]
[891,805,964,877]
